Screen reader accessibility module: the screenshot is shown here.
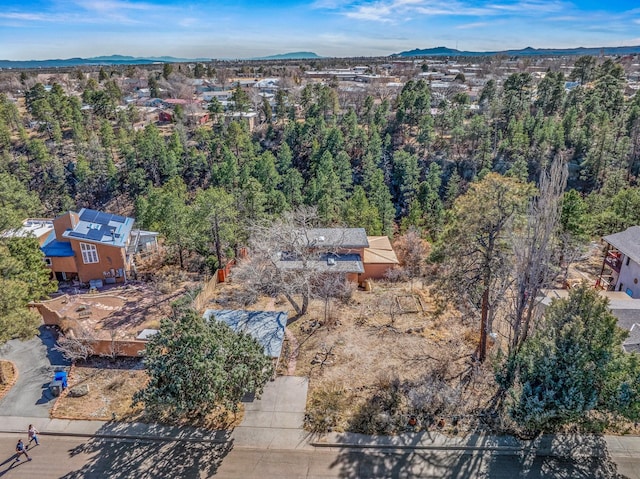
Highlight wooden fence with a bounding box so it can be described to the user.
[193,273,219,313]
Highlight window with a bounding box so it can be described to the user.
[43,257,52,266]
[80,243,99,264]
[626,256,631,266]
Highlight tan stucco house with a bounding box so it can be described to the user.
[12,208,158,284]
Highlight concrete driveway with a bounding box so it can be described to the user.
[231,376,311,449]
[0,325,70,417]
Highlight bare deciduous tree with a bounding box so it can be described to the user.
[312,273,355,325]
[233,207,352,321]
[508,156,568,354]
[393,227,430,281]
[54,334,95,363]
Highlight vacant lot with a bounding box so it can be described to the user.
[209,278,492,435]
[52,356,243,429]
[52,358,147,421]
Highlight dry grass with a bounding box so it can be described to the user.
[53,358,148,421]
[0,360,17,401]
[51,357,243,430]
[213,278,496,435]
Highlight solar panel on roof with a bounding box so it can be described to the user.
[81,209,98,222]
[87,228,103,240]
[112,214,126,223]
[95,212,110,225]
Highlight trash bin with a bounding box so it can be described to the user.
[54,371,68,389]
[49,380,63,397]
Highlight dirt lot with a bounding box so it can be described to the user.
[53,358,147,420]
[208,278,492,435]
[52,357,243,428]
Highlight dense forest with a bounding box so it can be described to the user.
[0,57,640,255]
[1,56,639,273]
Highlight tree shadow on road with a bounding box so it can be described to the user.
[0,454,29,477]
[327,432,628,478]
[59,421,233,479]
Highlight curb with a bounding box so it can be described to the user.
[311,441,520,451]
[309,441,607,457]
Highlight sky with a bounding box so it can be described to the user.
[1,0,640,60]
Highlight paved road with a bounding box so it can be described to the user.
[217,447,629,479]
[0,326,69,417]
[0,433,231,478]
[0,433,635,479]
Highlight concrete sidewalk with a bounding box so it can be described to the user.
[0,415,228,443]
[2,414,639,459]
[231,375,312,450]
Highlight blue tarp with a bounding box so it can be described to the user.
[41,239,74,257]
[202,309,287,358]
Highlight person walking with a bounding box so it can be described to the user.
[28,424,39,447]
[15,439,31,462]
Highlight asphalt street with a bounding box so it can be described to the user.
[0,433,636,479]
[0,433,231,479]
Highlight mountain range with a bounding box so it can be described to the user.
[0,55,208,70]
[2,45,640,70]
[393,45,640,57]
[0,52,322,70]
[252,52,321,60]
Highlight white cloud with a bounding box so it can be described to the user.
[455,21,490,29]
[0,12,52,21]
[75,1,157,13]
[71,0,166,24]
[311,0,353,8]
[178,17,198,27]
[486,0,567,14]
[327,0,574,22]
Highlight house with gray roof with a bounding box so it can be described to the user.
[598,226,640,297]
[275,227,397,282]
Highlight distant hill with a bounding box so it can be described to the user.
[0,55,211,70]
[88,55,211,63]
[0,52,323,70]
[393,45,640,57]
[253,52,322,60]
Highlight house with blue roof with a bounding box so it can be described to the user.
[37,208,157,284]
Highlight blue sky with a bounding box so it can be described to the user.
[1,0,640,60]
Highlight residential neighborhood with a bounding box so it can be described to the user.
[2,45,640,478]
